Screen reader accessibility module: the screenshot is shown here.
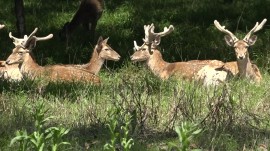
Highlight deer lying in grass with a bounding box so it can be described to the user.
[59,0,104,42]
[214,19,267,83]
[6,28,100,84]
[0,24,23,81]
[130,24,229,86]
[66,36,121,75]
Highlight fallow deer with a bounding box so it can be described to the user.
[66,36,121,75]
[6,28,100,84]
[59,0,104,42]
[214,19,267,83]
[131,24,229,86]
[0,24,22,81]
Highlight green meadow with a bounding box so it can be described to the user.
[0,0,270,150]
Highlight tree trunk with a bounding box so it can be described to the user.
[14,0,25,38]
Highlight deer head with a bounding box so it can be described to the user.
[214,19,267,60]
[0,24,4,29]
[131,23,174,61]
[131,42,153,62]
[6,28,53,65]
[95,36,120,61]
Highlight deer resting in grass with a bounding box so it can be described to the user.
[6,28,100,84]
[0,24,23,81]
[67,36,121,75]
[59,0,103,42]
[214,19,267,83]
[130,24,229,86]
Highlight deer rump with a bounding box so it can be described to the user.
[59,0,104,40]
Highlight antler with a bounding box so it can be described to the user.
[243,18,267,42]
[214,20,239,43]
[0,24,4,29]
[9,28,53,47]
[9,32,28,46]
[133,41,141,51]
[143,23,174,45]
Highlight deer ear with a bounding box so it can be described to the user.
[97,36,103,45]
[224,35,235,46]
[247,35,257,46]
[103,37,109,44]
[154,35,161,45]
[24,38,37,50]
[96,36,103,53]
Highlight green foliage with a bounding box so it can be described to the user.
[10,102,70,151]
[168,122,202,151]
[104,108,134,151]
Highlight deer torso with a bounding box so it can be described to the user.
[20,53,100,83]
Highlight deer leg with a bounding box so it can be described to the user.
[90,19,98,41]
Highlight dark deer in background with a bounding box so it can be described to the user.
[59,0,104,43]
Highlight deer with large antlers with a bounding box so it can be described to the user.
[5,28,100,84]
[0,24,23,81]
[66,36,120,75]
[131,24,230,86]
[214,19,267,83]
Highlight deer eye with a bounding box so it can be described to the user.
[142,48,146,51]
[17,52,23,55]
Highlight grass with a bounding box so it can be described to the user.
[1,0,270,150]
[1,69,270,150]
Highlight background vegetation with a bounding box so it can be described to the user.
[1,0,270,150]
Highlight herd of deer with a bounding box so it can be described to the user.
[0,18,267,86]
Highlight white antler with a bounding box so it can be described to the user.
[214,20,239,43]
[9,28,53,47]
[133,41,141,51]
[143,23,174,45]
[243,18,267,42]
[0,24,4,29]
[9,32,28,46]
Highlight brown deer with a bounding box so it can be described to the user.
[59,0,103,42]
[0,24,23,81]
[6,28,100,84]
[214,19,267,83]
[66,36,121,75]
[131,24,229,86]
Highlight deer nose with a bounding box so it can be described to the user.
[238,56,244,60]
[5,60,10,65]
[115,55,121,61]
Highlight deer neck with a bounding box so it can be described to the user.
[85,48,104,75]
[236,53,256,78]
[146,50,170,79]
[20,53,43,76]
